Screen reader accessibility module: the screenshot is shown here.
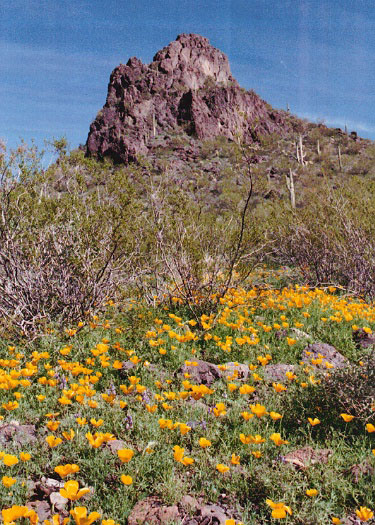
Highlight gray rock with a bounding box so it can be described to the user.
[127,496,180,524]
[348,460,375,483]
[198,504,230,524]
[222,362,249,381]
[302,342,348,369]
[263,364,296,382]
[281,446,332,469]
[291,327,312,340]
[0,422,37,446]
[178,359,221,386]
[353,328,375,348]
[106,439,127,454]
[50,491,68,511]
[180,494,200,512]
[35,477,65,498]
[26,501,51,522]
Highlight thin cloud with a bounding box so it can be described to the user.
[299,112,375,136]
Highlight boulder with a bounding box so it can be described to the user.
[302,342,348,369]
[197,504,231,524]
[0,421,37,446]
[263,364,296,382]
[222,362,249,381]
[280,446,332,469]
[178,359,221,386]
[353,328,375,348]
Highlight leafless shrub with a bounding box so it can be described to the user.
[0,140,269,334]
[133,158,270,319]
[0,217,129,335]
[272,189,375,299]
[0,143,132,335]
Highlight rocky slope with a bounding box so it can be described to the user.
[86,33,293,164]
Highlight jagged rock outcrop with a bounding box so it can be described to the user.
[86,33,291,164]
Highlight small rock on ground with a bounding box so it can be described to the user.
[263,364,296,382]
[302,342,348,369]
[348,460,375,483]
[280,446,332,469]
[127,497,180,525]
[178,360,221,386]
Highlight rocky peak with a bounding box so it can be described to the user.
[86,34,291,164]
[152,33,234,90]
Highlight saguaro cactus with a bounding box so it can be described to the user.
[286,169,296,208]
[296,135,307,166]
[338,145,343,172]
[152,112,157,138]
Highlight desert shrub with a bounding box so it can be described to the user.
[280,356,375,439]
[0,141,267,334]
[0,142,138,335]
[266,177,375,299]
[0,220,123,334]
[129,164,267,317]
[347,158,373,176]
[345,142,363,155]
[3,129,373,335]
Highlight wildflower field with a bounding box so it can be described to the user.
[2,39,375,525]
[1,269,375,524]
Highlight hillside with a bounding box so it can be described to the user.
[1,33,375,525]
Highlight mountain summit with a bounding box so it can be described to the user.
[86,33,291,163]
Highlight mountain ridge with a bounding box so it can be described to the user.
[86,33,295,164]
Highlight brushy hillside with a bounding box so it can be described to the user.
[1,272,375,524]
[1,127,375,337]
[0,124,375,524]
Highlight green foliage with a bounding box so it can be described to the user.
[1,124,375,335]
[1,278,375,523]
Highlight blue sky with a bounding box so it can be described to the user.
[1,0,374,154]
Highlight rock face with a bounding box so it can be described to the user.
[86,33,290,164]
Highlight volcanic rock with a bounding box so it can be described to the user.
[86,33,292,164]
[49,492,68,511]
[197,503,231,524]
[106,439,127,454]
[178,359,221,386]
[26,501,51,522]
[0,421,37,446]
[222,361,249,381]
[127,497,180,525]
[263,363,296,382]
[280,446,332,469]
[301,342,348,369]
[348,460,375,483]
[352,328,375,348]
